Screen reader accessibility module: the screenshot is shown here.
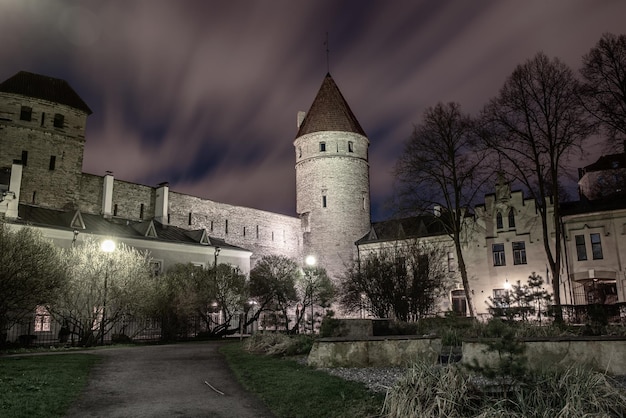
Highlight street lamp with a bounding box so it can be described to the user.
[305,255,316,334]
[100,239,115,345]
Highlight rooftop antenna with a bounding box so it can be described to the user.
[324,32,330,73]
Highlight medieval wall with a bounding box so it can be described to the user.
[0,93,87,210]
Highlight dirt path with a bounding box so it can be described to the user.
[65,341,275,418]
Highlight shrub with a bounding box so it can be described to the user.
[243,333,314,356]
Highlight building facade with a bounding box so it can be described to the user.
[2,70,625,320]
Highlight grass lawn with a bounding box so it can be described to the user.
[0,354,100,418]
[220,342,385,418]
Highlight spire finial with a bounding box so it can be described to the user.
[324,32,330,73]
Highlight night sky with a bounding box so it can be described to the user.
[2,1,625,221]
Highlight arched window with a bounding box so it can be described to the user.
[496,212,503,229]
[508,209,515,228]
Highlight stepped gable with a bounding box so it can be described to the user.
[0,71,92,114]
[296,73,366,137]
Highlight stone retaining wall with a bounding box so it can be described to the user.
[462,337,626,375]
[307,336,441,368]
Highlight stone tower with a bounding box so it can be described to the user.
[0,71,92,210]
[294,73,371,280]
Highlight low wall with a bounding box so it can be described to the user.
[307,336,441,368]
[462,337,626,375]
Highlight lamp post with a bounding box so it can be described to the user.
[305,256,316,334]
[100,239,115,345]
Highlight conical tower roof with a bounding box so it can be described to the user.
[296,73,365,138]
[0,71,92,114]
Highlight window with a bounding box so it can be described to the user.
[256,225,259,238]
[114,204,118,216]
[493,243,506,266]
[575,235,587,261]
[508,209,515,228]
[298,147,302,158]
[41,112,45,126]
[272,231,274,241]
[21,150,28,166]
[348,141,354,152]
[140,203,144,219]
[53,113,64,128]
[188,212,192,226]
[496,212,503,229]
[34,306,51,332]
[512,241,527,265]
[32,191,36,204]
[451,290,467,316]
[149,260,163,277]
[319,142,326,152]
[225,219,228,234]
[210,221,214,232]
[20,106,32,121]
[322,195,327,208]
[243,227,246,237]
[49,155,56,170]
[447,252,456,272]
[493,288,507,299]
[591,233,603,260]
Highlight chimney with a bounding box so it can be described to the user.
[102,171,114,218]
[3,160,23,219]
[297,111,306,128]
[155,182,169,225]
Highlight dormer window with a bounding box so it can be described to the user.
[20,106,32,121]
[508,209,515,228]
[496,212,503,229]
[319,142,326,152]
[53,113,64,128]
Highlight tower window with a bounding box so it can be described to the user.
[272,231,274,241]
[298,147,302,158]
[348,141,354,152]
[188,212,192,226]
[140,203,145,219]
[322,195,327,208]
[53,113,64,128]
[225,219,228,234]
[41,112,45,127]
[319,142,326,152]
[210,221,214,232]
[49,155,56,171]
[32,191,36,204]
[20,106,32,121]
[243,227,246,237]
[114,204,118,216]
[256,225,259,238]
[21,150,28,166]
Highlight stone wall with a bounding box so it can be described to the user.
[307,336,441,368]
[462,337,626,375]
[168,191,302,265]
[0,93,88,210]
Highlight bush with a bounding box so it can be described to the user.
[243,333,314,357]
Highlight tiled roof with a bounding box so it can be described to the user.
[356,215,448,245]
[583,153,626,172]
[560,194,626,216]
[0,71,92,114]
[15,204,245,251]
[296,73,366,138]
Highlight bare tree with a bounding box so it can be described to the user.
[395,102,490,317]
[581,33,626,144]
[480,52,596,322]
[340,240,455,320]
[0,223,67,344]
[51,239,153,345]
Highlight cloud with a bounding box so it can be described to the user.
[2,0,626,221]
